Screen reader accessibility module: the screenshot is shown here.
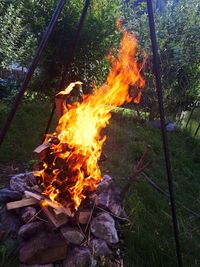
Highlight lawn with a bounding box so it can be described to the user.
[0,100,200,267]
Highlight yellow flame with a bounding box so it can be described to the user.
[37,28,145,209]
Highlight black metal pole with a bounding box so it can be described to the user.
[59,0,90,90]
[43,0,90,138]
[194,122,200,137]
[0,0,67,147]
[185,108,195,128]
[146,1,183,267]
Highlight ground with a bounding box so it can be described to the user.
[0,100,200,267]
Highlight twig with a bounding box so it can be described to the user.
[96,206,130,222]
[35,215,48,223]
[121,145,151,201]
[76,221,86,239]
[85,198,96,233]
[25,190,72,217]
[26,208,42,224]
[87,226,91,246]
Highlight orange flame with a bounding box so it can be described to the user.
[36,29,145,210]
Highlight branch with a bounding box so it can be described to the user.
[120,145,151,201]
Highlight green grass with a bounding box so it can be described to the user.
[101,111,200,267]
[1,101,200,266]
[0,98,57,162]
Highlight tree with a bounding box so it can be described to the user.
[0,1,36,68]
[122,0,200,119]
[0,0,123,96]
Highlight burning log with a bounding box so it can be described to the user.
[24,190,72,217]
[33,142,51,161]
[42,205,68,229]
[55,81,83,119]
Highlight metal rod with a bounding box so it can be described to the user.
[43,0,90,138]
[0,0,67,147]
[146,1,183,266]
[194,122,200,137]
[59,0,90,90]
[42,102,56,143]
[185,108,195,128]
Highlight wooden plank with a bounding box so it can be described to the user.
[25,191,72,217]
[6,198,38,210]
[42,205,68,229]
[42,205,61,228]
[33,142,51,161]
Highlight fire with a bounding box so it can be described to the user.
[35,28,145,210]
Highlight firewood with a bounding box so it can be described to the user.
[55,97,67,119]
[53,208,63,216]
[6,198,38,210]
[42,205,68,228]
[33,142,51,161]
[24,191,72,217]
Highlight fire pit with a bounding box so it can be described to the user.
[0,27,145,267]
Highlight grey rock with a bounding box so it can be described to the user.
[63,247,91,267]
[78,210,91,224]
[97,175,112,193]
[19,232,67,264]
[95,188,110,208]
[21,207,37,223]
[89,238,112,256]
[0,207,22,233]
[0,188,22,203]
[20,264,53,267]
[108,188,122,217]
[96,185,122,217]
[60,225,84,245]
[91,212,119,244]
[18,221,45,240]
[10,172,36,193]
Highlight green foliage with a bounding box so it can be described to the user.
[0,0,122,96]
[123,0,200,119]
[0,2,36,68]
[32,0,122,95]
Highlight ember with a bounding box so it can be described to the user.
[34,28,145,211]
